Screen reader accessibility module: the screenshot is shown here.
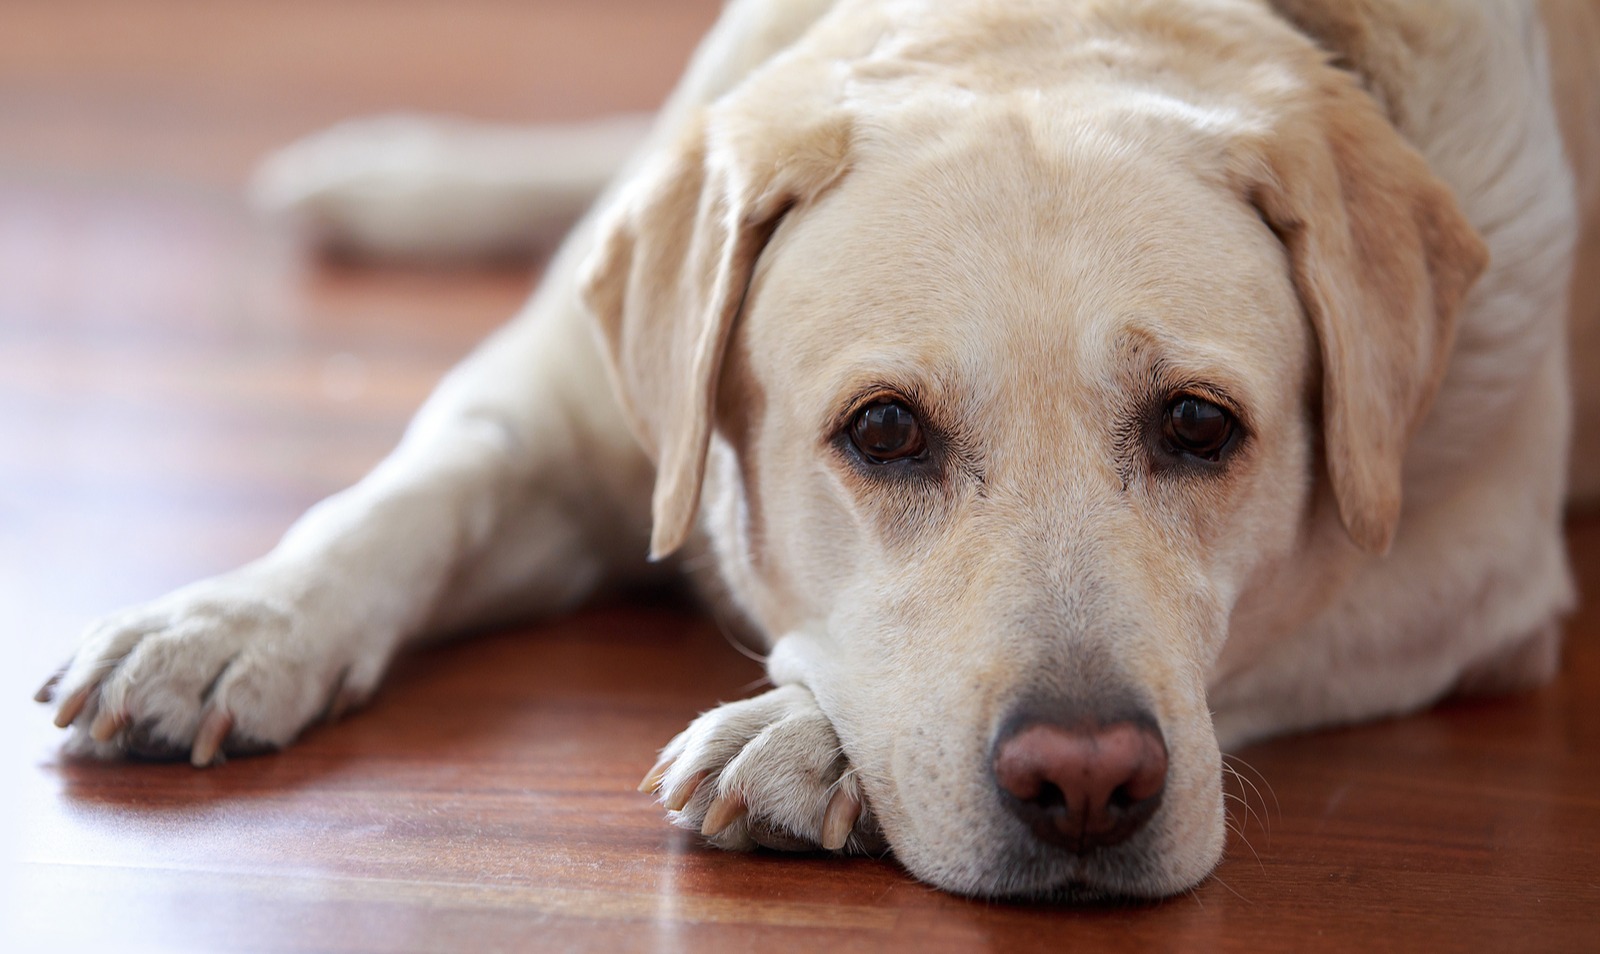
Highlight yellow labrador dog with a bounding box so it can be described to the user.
[37,0,1600,899]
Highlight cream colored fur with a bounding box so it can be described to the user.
[39,0,1598,900]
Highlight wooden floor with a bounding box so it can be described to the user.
[4,2,1597,951]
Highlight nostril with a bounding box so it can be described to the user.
[1035,780,1065,810]
[992,715,1168,853]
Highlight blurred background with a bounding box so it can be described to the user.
[1,0,720,183]
[3,4,738,945]
[0,0,720,648]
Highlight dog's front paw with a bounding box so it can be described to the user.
[35,565,388,766]
[641,684,883,854]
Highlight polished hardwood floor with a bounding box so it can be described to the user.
[4,2,1597,951]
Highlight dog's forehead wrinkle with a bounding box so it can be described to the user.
[751,129,1304,410]
[830,0,1305,107]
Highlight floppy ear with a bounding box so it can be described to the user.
[1241,73,1488,555]
[580,110,850,559]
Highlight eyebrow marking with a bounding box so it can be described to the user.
[1109,325,1252,487]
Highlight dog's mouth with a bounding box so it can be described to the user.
[852,782,1183,901]
[885,810,1188,901]
[855,693,1220,900]
[767,633,1218,897]
[1005,879,1170,907]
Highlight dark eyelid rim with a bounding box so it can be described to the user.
[825,381,980,484]
[823,381,937,443]
[1129,332,1253,435]
[1117,367,1251,482]
[1164,382,1245,426]
[1146,382,1248,470]
[823,367,1248,482]
[1141,349,1251,432]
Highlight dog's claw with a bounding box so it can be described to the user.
[324,682,364,723]
[34,668,66,704]
[190,707,233,767]
[701,792,747,837]
[821,786,861,850]
[663,769,708,811]
[639,757,673,794]
[53,683,96,728]
[648,685,879,853]
[89,707,128,743]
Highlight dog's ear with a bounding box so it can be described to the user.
[580,108,850,559]
[1238,69,1487,555]
[1261,0,1417,121]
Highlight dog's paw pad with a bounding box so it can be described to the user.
[643,684,883,854]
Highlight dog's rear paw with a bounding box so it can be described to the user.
[35,566,388,766]
[641,684,884,854]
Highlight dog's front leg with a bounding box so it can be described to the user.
[37,255,657,765]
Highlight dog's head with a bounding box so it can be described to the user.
[581,5,1485,898]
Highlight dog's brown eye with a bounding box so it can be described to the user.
[1163,396,1234,460]
[850,400,925,463]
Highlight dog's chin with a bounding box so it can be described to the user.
[886,812,1220,903]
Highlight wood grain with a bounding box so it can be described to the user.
[3,2,1597,951]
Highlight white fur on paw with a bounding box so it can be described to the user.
[40,564,389,765]
[645,685,883,854]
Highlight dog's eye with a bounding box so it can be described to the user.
[1163,396,1234,460]
[850,400,925,463]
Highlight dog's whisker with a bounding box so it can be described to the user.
[1223,816,1266,871]
[1224,754,1281,818]
[736,675,774,696]
[1222,760,1275,838]
[1221,789,1266,836]
[1222,758,1273,825]
[1208,871,1253,905]
[1220,770,1268,837]
[710,617,768,666]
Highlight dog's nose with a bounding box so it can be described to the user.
[992,717,1167,852]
